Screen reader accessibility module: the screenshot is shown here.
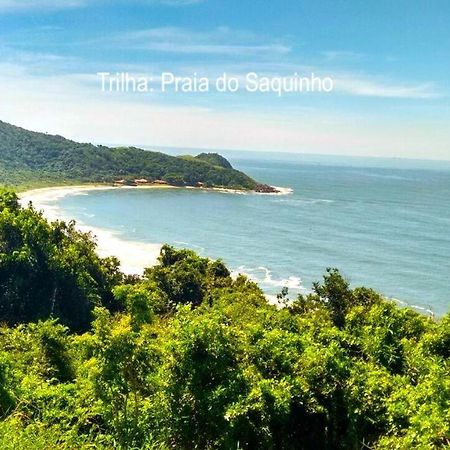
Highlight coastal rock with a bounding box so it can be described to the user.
[254,184,280,194]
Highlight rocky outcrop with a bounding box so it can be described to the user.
[254,184,279,194]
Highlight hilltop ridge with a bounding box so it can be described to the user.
[0,121,276,192]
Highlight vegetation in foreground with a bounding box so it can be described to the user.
[0,120,260,190]
[0,189,449,449]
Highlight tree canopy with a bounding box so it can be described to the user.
[0,190,448,449]
[0,121,258,190]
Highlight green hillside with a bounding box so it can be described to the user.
[0,121,270,191]
[194,152,234,169]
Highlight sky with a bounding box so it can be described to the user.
[0,0,449,159]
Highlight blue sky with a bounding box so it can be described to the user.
[0,0,449,159]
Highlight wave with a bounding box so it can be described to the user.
[232,265,303,291]
[173,240,190,246]
[389,297,435,317]
[195,187,249,196]
[262,186,294,196]
[274,186,294,195]
[19,186,161,275]
[354,171,410,181]
[265,294,284,307]
[210,186,293,196]
[273,197,335,205]
[80,225,161,275]
[19,186,117,218]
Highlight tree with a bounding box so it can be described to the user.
[0,191,121,331]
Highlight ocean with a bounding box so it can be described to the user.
[37,151,450,316]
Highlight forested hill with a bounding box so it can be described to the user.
[0,120,269,190]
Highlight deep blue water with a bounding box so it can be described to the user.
[56,152,450,315]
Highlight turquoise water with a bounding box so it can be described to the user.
[57,152,450,315]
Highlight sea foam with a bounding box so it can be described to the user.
[231,265,303,291]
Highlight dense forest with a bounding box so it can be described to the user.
[0,189,448,449]
[0,121,262,190]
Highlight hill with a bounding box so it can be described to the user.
[194,152,233,169]
[0,121,275,191]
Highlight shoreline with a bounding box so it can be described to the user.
[16,184,438,316]
[19,182,293,198]
[19,185,167,275]
[18,183,180,199]
[18,183,293,276]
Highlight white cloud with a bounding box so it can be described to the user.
[0,42,439,102]
[0,62,448,160]
[151,0,204,4]
[322,51,365,62]
[333,74,438,99]
[0,45,81,78]
[117,27,291,56]
[0,0,204,11]
[0,0,85,11]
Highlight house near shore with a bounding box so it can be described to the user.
[134,178,149,185]
[114,179,126,186]
[152,179,169,185]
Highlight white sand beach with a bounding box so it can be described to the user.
[19,185,164,275]
[18,183,293,276]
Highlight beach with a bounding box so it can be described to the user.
[19,185,165,275]
[18,183,291,277]
[16,154,449,317]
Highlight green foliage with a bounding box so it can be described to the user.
[0,192,448,448]
[0,120,257,190]
[0,190,121,331]
[194,153,234,169]
[423,314,450,358]
[34,320,75,383]
[0,356,14,418]
[145,245,231,309]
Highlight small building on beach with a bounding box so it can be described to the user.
[134,178,149,185]
[152,179,169,185]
